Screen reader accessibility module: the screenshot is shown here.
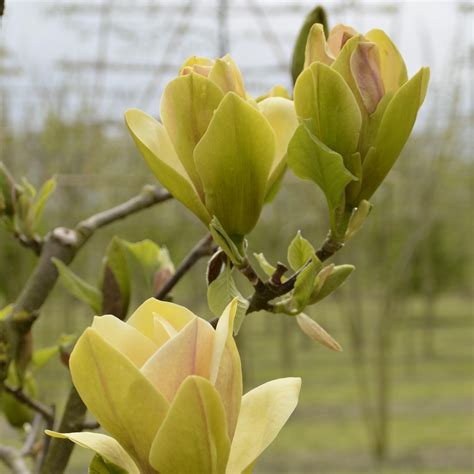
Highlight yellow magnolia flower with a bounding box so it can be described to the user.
[125,55,298,241]
[288,23,430,213]
[48,299,301,473]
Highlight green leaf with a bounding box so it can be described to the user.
[89,454,129,474]
[194,92,275,237]
[345,200,372,240]
[31,346,58,372]
[358,67,430,201]
[30,176,56,230]
[287,231,316,271]
[294,62,362,157]
[53,258,102,313]
[310,264,355,303]
[292,259,319,312]
[207,262,249,335]
[209,216,245,266]
[101,238,130,317]
[121,239,174,294]
[253,252,276,278]
[287,124,356,231]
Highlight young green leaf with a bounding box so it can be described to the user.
[209,216,246,266]
[253,252,277,278]
[53,258,102,313]
[310,264,355,303]
[287,231,316,271]
[292,259,319,312]
[287,124,356,231]
[207,263,249,335]
[89,454,129,474]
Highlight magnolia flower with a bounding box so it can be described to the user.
[288,23,430,206]
[125,55,298,241]
[48,299,301,473]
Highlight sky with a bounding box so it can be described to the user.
[0,0,472,130]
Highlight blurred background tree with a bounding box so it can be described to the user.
[0,1,472,473]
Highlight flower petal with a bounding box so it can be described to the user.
[160,73,224,194]
[126,298,196,347]
[350,42,385,114]
[69,328,169,471]
[210,299,243,439]
[258,97,298,196]
[304,23,335,68]
[358,67,430,200]
[365,29,408,92]
[125,109,211,225]
[141,318,215,402]
[294,62,362,157]
[45,431,140,474]
[327,24,358,56]
[226,377,302,473]
[194,92,275,237]
[91,315,157,367]
[149,376,231,474]
[208,54,246,97]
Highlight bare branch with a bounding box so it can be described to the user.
[155,233,216,300]
[0,446,30,474]
[4,384,54,422]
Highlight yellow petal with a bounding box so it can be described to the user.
[91,315,157,367]
[125,109,211,225]
[365,29,408,92]
[304,23,334,68]
[208,54,246,97]
[127,298,196,347]
[258,97,298,196]
[141,318,215,402]
[69,328,169,471]
[226,378,302,473]
[160,73,224,194]
[210,299,243,439]
[45,431,140,474]
[149,376,231,474]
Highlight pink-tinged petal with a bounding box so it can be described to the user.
[91,315,158,368]
[210,299,243,439]
[69,328,168,472]
[141,318,215,402]
[327,24,358,56]
[350,42,385,113]
[127,298,196,347]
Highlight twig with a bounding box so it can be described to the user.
[21,413,42,457]
[0,446,30,474]
[4,384,54,422]
[243,234,344,314]
[155,233,216,300]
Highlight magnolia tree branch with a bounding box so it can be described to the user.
[4,384,54,422]
[155,233,216,300]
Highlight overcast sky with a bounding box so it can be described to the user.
[1,0,472,129]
